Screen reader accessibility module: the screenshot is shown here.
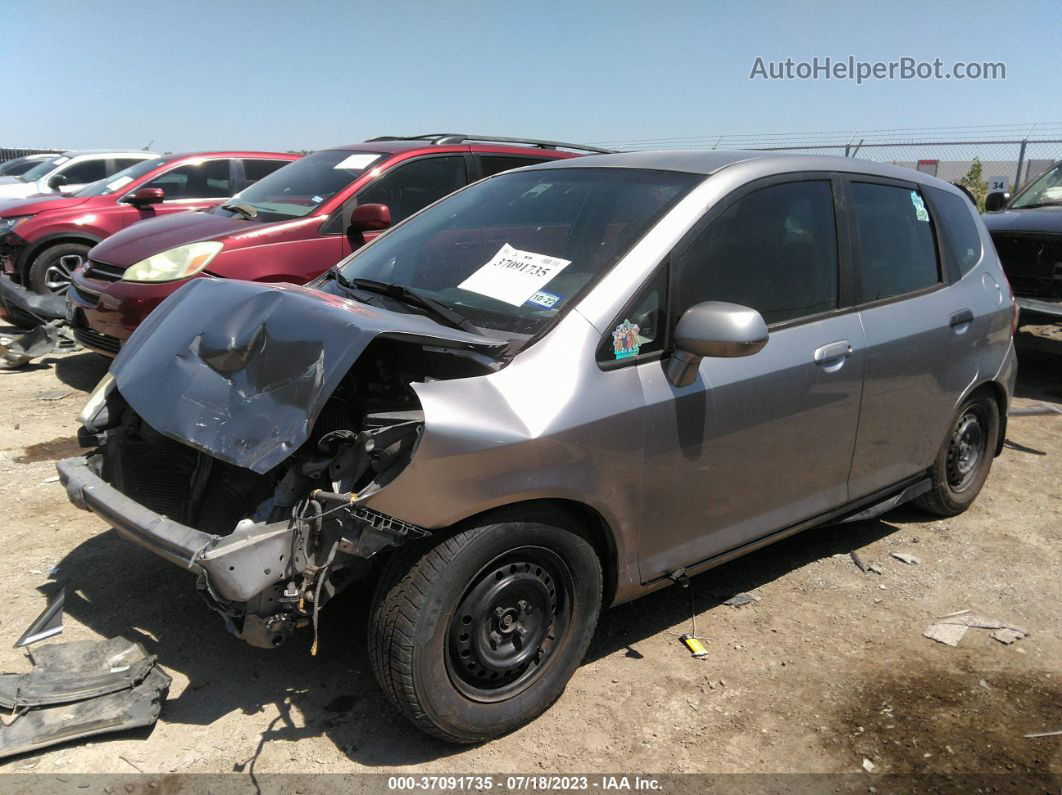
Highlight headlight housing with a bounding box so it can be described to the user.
[0,216,30,237]
[122,241,223,283]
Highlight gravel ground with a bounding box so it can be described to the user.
[0,322,1058,782]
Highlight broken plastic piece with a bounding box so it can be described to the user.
[923,623,968,646]
[14,591,64,648]
[0,320,78,369]
[723,593,759,607]
[0,638,171,759]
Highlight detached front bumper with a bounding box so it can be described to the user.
[0,274,67,325]
[57,455,295,605]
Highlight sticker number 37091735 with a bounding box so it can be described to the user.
[458,244,572,307]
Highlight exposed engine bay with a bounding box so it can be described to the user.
[63,320,498,648]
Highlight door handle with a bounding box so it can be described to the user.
[949,308,974,328]
[814,340,852,366]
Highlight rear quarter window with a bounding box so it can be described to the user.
[928,187,983,275]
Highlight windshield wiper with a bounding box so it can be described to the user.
[348,278,481,335]
[221,201,258,219]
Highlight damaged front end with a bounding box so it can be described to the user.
[59,279,504,648]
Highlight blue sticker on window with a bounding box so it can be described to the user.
[612,319,641,359]
[526,290,563,309]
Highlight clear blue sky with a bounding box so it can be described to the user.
[2,0,1058,152]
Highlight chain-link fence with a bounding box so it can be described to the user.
[0,147,65,163]
[593,125,1062,202]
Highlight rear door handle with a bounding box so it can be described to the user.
[813,340,852,368]
[949,308,974,328]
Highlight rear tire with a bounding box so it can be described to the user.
[916,392,1000,516]
[27,242,90,295]
[369,519,602,743]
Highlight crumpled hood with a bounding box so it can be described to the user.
[983,206,1062,235]
[110,278,504,473]
[89,210,258,267]
[0,194,93,217]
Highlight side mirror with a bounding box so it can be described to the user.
[122,188,165,207]
[666,301,769,387]
[348,203,391,233]
[984,191,1010,212]
[47,174,68,190]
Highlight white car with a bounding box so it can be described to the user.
[0,150,157,200]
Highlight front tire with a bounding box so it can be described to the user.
[369,520,602,743]
[27,242,90,295]
[916,392,1000,516]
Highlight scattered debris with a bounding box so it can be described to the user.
[979,679,993,689]
[862,757,877,773]
[891,552,921,565]
[850,551,868,572]
[991,628,1026,645]
[723,593,760,608]
[868,563,884,575]
[38,476,59,485]
[1024,729,1062,739]
[1008,403,1062,417]
[35,391,71,402]
[924,623,968,647]
[923,610,1029,648]
[0,638,171,759]
[14,591,64,648]
[0,319,78,369]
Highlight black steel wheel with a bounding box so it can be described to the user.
[446,547,572,702]
[369,517,601,743]
[917,392,1000,516]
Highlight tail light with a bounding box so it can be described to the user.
[1000,270,1019,336]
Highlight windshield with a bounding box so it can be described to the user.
[224,149,380,221]
[74,157,170,197]
[19,155,69,183]
[1010,163,1062,209]
[333,167,700,337]
[0,157,48,177]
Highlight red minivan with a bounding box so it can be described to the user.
[0,151,297,298]
[67,135,605,355]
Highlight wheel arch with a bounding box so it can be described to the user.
[451,498,620,608]
[17,233,102,279]
[960,379,1009,457]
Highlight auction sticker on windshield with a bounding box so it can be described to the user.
[459,243,571,307]
[334,153,381,170]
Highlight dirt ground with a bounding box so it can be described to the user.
[0,321,1058,782]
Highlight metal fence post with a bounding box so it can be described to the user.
[1014,138,1028,190]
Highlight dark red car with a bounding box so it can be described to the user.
[0,152,297,302]
[67,135,605,355]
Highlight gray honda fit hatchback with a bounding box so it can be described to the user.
[61,150,1017,742]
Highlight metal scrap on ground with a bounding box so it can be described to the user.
[891,552,921,565]
[723,593,760,608]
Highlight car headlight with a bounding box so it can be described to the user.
[122,241,223,283]
[79,371,116,431]
[0,216,30,236]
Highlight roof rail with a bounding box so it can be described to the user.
[365,134,613,155]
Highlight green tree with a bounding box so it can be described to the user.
[960,157,989,211]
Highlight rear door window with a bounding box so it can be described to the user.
[671,180,839,326]
[142,159,233,199]
[927,187,983,276]
[849,181,941,301]
[356,156,467,224]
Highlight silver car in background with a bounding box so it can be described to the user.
[61,150,1017,743]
